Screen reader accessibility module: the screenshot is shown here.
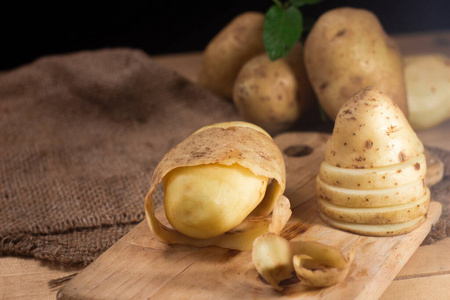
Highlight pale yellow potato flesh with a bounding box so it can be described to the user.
[144,121,288,249]
[405,54,450,130]
[318,188,430,225]
[163,163,269,239]
[319,153,426,190]
[316,176,426,208]
[325,87,424,169]
[319,212,426,237]
[252,233,352,291]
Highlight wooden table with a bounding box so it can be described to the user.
[1,31,449,300]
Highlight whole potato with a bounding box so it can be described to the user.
[404,54,450,130]
[233,43,315,134]
[304,7,408,120]
[197,12,265,98]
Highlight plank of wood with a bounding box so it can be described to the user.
[58,132,442,300]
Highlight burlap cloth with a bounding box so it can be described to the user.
[0,48,448,267]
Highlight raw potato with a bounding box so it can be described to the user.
[317,188,430,224]
[144,121,291,250]
[233,43,315,134]
[252,233,353,291]
[316,87,429,236]
[317,176,426,208]
[304,7,407,120]
[318,153,426,190]
[404,54,450,130]
[325,87,423,169]
[197,12,265,98]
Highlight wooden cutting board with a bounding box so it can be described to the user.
[58,132,442,300]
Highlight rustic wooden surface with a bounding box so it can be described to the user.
[57,132,442,300]
[1,30,449,300]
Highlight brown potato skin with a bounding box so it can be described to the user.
[233,43,315,134]
[197,12,266,98]
[304,7,408,120]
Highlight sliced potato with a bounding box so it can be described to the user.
[319,212,426,237]
[319,153,426,190]
[318,188,430,224]
[316,176,426,208]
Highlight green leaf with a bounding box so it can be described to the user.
[292,0,323,7]
[263,5,303,61]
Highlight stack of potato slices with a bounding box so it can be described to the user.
[316,87,430,236]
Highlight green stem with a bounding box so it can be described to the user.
[273,0,283,7]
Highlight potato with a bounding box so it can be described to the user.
[318,153,426,190]
[316,176,426,208]
[317,188,430,224]
[144,121,291,250]
[304,7,407,120]
[316,87,429,236]
[233,43,315,134]
[319,212,426,237]
[404,54,450,130]
[325,87,423,169]
[197,12,265,98]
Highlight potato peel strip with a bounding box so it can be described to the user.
[252,233,353,291]
[144,124,288,250]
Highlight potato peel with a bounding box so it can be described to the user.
[144,122,288,250]
[252,233,353,291]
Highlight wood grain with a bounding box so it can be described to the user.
[58,132,442,300]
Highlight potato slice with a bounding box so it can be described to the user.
[252,233,352,291]
[319,153,426,190]
[316,176,426,208]
[318,188,430,224]
[325,87,424,169]
[319,212,426,236]
[144,121,288,249]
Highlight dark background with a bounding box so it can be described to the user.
[2,0,449,70]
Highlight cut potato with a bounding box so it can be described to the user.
[252,233,352,291]
[319,212,426,237]
[318,188,430,224]
[316,176,426,208]
[319,153,426,190]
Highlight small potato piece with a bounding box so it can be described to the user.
[233,43,314,134]
[197,12,265,98]
[163,163,268,239]
[304,7,407,120]
[325,87,423,169]
[404,54,450,130]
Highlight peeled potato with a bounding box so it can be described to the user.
[316,87,428,236]
[144,121,290,250]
